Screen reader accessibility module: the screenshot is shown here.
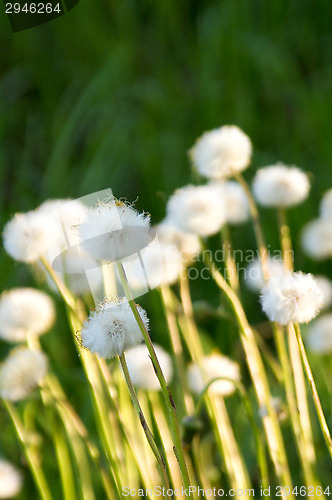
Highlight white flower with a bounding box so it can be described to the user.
[0,348,47,401]
[78,199,151,262]
[122,240,183,290]
[0,288,55,343]
[260,272,323,325]
[213,181,250,225]
[3,210,57,263]
[187,354,240,397]
[166,184,226,237]
[190,125,252,179]
[252,164,310,207]
[156,219,201,263]
[0,460,22,498]
[301,219,332,260]
[306,314,332,354]
[244,258,286,292]
[124,343,173,390]
[320,189,332,220]
[314,276,332,310]
[80,298,148,359]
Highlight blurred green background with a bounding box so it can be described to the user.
[1,0,332,493]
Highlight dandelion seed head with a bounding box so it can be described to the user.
[156,219,201,263]
[0,460,22,498]
[0,288,55,343]
[0,348,48,401]
[245,258,286,293]
[187,354,240,397]
[301,219,332,260]
[320,189,332,220]
[123,343,173,391]
[212,181,250,225]
[190,125,252,179]
[166,184,226,237]
[260,272,323,325]
[80,298,148,359]
[306,314,332,354]
[78,200,151,262]
[252,164,310,207]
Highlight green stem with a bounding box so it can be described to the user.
[52,416,77,500]
[293,323,332,459]
[221,224,240,293]
[277,207,294,272]
[116,262,192,497]
[3,400,53,500]
[118,353,170,490]
[202,250,293,494]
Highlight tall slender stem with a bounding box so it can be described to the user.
[119,353,169,490]
[292,323,332,458]
[116,262,192,497]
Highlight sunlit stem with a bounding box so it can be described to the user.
[222,224,240,293]
[277,207,294,272]
[116,262,192,497]
[234,172,270,281]
[3,400,53,500]
[202,250,293,495]
[119,353,170,490]
[292,322,332,459]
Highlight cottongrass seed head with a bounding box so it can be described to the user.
[212,180,250,225]
[166,184,226,237]
[187,353,240,397]
[306,314,332,354]
[260,271,323,326]
[190,125,252,180]
[245,258,286,293]
[301,218,332,260]
[0,460,22,498]
[320,188,332,220]
[0,288,55,343]
[78,199,151,262]
[80,297,148,359]
[0,348,48,402]
[252,164,310,208]
[124,343,173,391]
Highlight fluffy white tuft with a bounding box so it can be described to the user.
[3,211,58,263]
[156,219,201,264]
[190,125,252,179]
[187,354,240,397]
[166,184,226,237]
[252,164,310,208]
[0,348,48,401]
[260,272,323,325]
[212,181,250,225]
[123,343,173,391]
[306,314,332,354]
[0,288,55,343]
[245,258,286,293]
[80,298,148,359]
[314,276,332,310]
[0,460,22,498]
[78,200,151,262]
[301,219,332,260]
[320,189,332,220]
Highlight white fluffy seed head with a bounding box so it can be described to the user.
[80,298,148,359]
[122,241,183,290]
[0,288,55,343]
[260,272,323,325]
[306,314,332,354]
[0,460,22,498]
[123,343,173,391]
[320,189,332,220]
[166,184,226,237]
[244,258,286,293]
[187,354,240,397]
[301,219,332,260]
[3,211,57,263]
[156,220,201,264]
[314,276,332,310]
[78,200,151,262]
[190,125,252,180]
[0,348,48,401]
[252,164,310,208]
[212,181,250,225]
